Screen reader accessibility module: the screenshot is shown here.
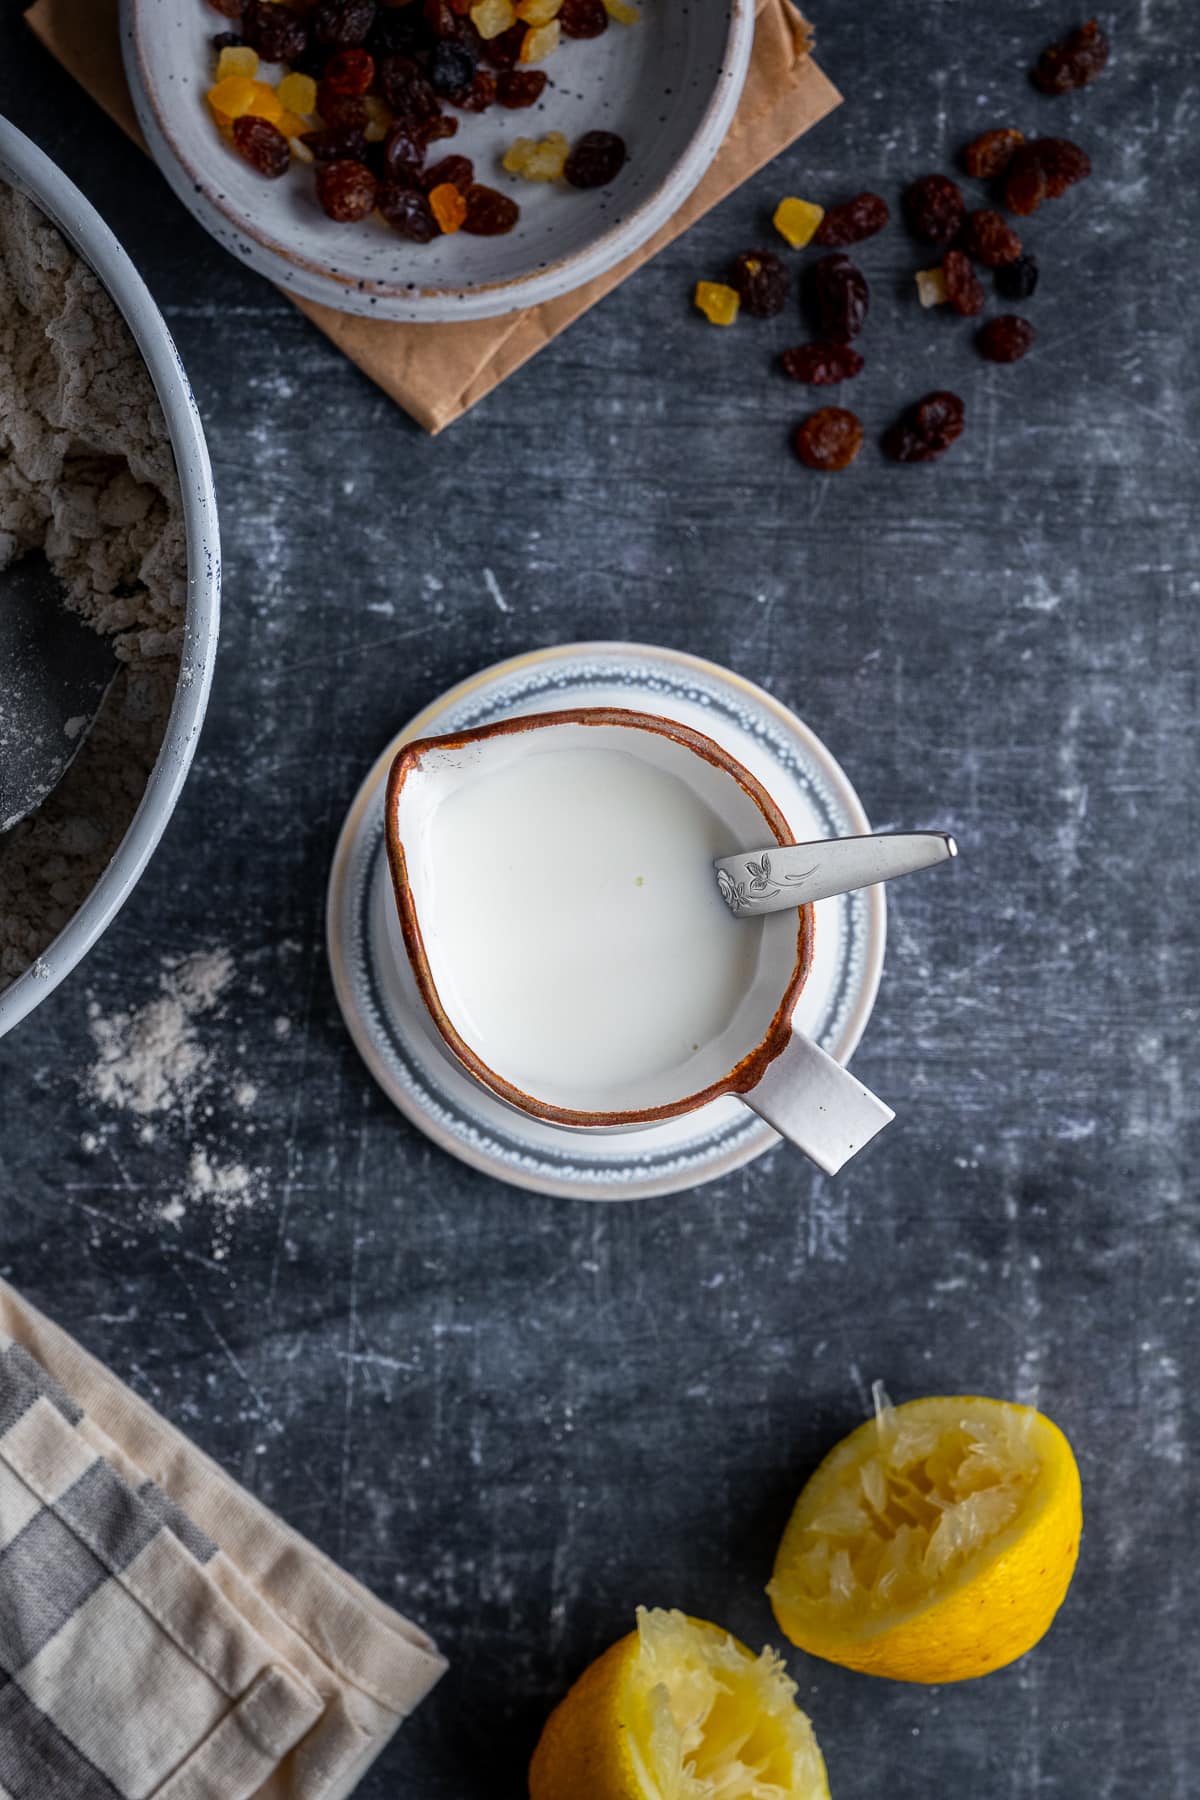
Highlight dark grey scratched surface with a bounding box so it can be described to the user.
[1,2,1198,1794]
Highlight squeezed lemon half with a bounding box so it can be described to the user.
[768,1388,1082,1683]
[529,1607,830,1800]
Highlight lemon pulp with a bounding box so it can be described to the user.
[626,1609,828,1800]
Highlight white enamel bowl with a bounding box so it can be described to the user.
[0,119,220,1039]
[120,0,754,322]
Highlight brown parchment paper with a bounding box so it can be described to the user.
[25,0,840,432]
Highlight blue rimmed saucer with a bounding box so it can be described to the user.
[326,643,886,1201]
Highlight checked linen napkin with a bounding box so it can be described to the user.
[0,1285,445,1799]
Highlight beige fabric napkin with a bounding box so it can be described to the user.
[26,0,839,432]
[0,1278,445,1799]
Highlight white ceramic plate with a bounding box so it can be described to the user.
[121,0,754,322]
[326,644,887,1200]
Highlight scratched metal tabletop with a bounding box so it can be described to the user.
[1,5,1196,1795]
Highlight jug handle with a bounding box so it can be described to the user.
[743,1030,893,1176]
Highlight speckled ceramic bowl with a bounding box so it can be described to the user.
[120,0,754,322]
[0,118,220,1040]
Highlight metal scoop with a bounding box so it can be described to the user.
[0,552,118,831]
[715,831,957,916]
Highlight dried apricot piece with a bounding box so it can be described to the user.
[978,316,1035,363]
[772,197,824,249]
[429,179,469,231]
[793,408,864,471]
[694,282,740,327]
[961,128,1024,180]
[813,192,890,247]
[1031,19,1109,94]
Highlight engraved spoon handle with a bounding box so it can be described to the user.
[714,832,957,917]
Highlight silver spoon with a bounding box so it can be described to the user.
[0,551,118,831]
[715,831,957,917]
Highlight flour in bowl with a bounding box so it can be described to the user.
[0,181,187,988]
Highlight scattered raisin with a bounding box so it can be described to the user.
[780,342,865,385]
[322,46,375,93]
[1031,19,1109,94]
[995,252,1039,300]
[1033,137,1091,197]
[941,248,985,316]
[813,192,890,247]
[430,38,478,95]
[561,0,608,34]
[418,113,459,143]
[810,253,869,340]
[211,31,245,50]
[961,128,1025,180]
[423,0,459,35]
[883,390,965,462]
[379,55,439,118]
[241,0,309,61]
[959,209,1022,267]
[381,124,425,182]
[312,0,376,46]
[730,249,789,318]
[1004,144,1047,216]
[377,183,438,239]
[793,408,864,471]
[497,69,547,106]
[302,123,369,162]
[482,21,525,67]
[422,153,474,193]
[903,174,965,247]
[232,114,291,176]
[208,0,245,18]
[315,157,378,218]
[978,315,1036,363]
[564,130,627,189]
[368,8,425,56]
[462,182,520,234]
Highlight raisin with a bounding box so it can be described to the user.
[430,38,478,94]
[429,181,467,231]
[812,192,890,247]
[564,131,627,189]
[903,174,965,247]
[241,0,309,60]
[1004,145,1047,216]
[959,209,1021,267]
[323,46,375,93]
[448,71,497,110]
[212,31,246,50]
[208,0,245,17]
[996,252,1039,300]
[381,124,425,181]
[1031,19,1109,94]
[793,408,864,471]
[379,55,440,117]
[368,7,425,55]
[316,83,368,129]
[422,153,474,193]
[315,157,378,218]
[302,123,369,161]
[560,0,608,35]
[312,0,376,46]
[780,342,865,385]
[941,248,985,316]
[1033,137,1091,197]
[883,390,965,462]
[377,183,438,239]
[978,315,1036,363]
[232,114,291,176]
[810,253,869,340]
[497,68,547,106]
[462,182,520,234]
[423,0,461,34]
[418,112,459,143]
[961,128,1025,180]
[730,249,789,319]
[483,21,525,67]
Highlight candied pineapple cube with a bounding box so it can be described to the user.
[916,266,949,307]
[471,0,517,36]
[362,94,391,141]
[216,45,258,82]
[603,0,639,21]
[516,0,562,20]
[241,80,284,122]
[520,19,561,59]
[276,70,317,117]
[503,130,569,180]
[773,196,824,249]
[207,75,258,122]
[694,281,740,326]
